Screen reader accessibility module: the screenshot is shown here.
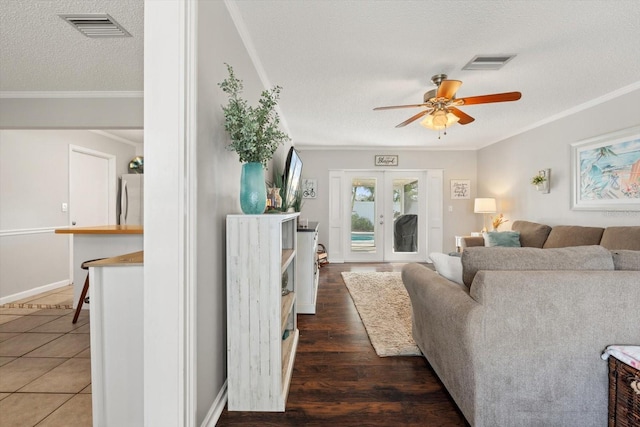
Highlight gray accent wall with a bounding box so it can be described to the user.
[298,149,478,254]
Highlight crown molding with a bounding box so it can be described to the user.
[0,91,144,99]
[89,130,143,147]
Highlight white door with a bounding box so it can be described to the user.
[69,147,115,227]
[383,171,427,262]
[345,171,385,262]
[343,170,428,262]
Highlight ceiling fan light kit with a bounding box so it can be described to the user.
[374,73,522,137]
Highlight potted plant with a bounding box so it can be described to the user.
[219,63,290,214]
[531,172,549,192]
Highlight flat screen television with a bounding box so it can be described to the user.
[283,147,303,210]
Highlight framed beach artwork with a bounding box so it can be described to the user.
[570,126,640,211]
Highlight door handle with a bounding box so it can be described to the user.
[72,221,76,226]
[379,221,384,225]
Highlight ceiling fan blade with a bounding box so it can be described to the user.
[395,110,430,128]
[449,107,475,125]
[374,103,429,110]
[437,80,462,99]
[458,91,522,106]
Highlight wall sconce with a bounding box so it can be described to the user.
[531,169,551,194]
[474,197,497,232]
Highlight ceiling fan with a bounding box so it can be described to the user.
[374,74,521,136]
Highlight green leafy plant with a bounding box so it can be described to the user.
[218,63,290,167]
[291,186,304,213]
[531,174,547,185]
[351,213,374,232]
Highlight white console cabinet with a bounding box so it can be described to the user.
[296,222,319,314]
[226,213,299,412]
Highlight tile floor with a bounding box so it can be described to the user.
[0,286,92,427]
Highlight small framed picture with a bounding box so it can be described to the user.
[450,179,471,199]
[375,155,398,166]
[302,179,317,198]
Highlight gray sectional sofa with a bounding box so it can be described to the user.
[402,222,640,427]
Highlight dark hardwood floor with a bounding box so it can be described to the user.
[217,262,468,426]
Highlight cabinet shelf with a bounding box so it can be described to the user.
[281,291,295,333]
[226,213,299,412]
[281,249,295,273]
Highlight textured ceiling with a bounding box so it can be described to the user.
[1,1,639,149]
[229,0,640,149]
[0,0,143,91]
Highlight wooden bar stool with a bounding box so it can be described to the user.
[72,258,105,324]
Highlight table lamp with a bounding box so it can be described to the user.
[474,198,496,232]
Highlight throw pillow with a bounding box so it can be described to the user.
[461,245,615,287]
[429,252,464,286]
[482,231,521,247]
[611,250,640,270]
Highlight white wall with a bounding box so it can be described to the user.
[477,87,640,228]
[0,130,135,302]
[298,149,478,253]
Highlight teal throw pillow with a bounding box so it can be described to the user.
[483,231,521,247]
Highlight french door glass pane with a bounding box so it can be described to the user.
[392,178,419,253]
[350,177,376,253]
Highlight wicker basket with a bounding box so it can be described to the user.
[608,356,640,427]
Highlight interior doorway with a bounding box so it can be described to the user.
[330,169,442,263]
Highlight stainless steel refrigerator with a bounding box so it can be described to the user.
[118,174,144,225]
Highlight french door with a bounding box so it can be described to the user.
[343,170,428,262]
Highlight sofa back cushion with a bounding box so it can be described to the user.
[611,250,640,270]
[542,225,604,248]
[600,226,640,250]
[461,245,614,287]
[511,220,552,248]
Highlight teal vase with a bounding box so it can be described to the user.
[240,162,267,214]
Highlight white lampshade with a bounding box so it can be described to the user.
[474,198,496,213]
[420,110,460,130]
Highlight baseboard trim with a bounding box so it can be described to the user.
[200,379,227,427]
[0,280,70,306]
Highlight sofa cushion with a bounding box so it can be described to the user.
[542,225,604,248]
[511,220,552,248]
[461,245,615,287]
[611,250,640,270]
[429,252,464,286]
[600,226,640,250]
[483,231,521,247]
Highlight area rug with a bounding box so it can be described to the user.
[341,271,421,357]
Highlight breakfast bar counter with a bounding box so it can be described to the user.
[55,225,143,308]
[86,250,144,426]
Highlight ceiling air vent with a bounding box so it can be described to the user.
[462,54,516,71]
[59,14,132,38]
